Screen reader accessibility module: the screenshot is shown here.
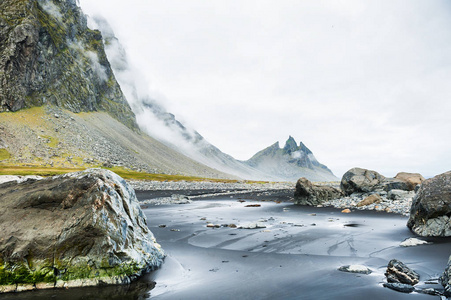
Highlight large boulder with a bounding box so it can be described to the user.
[294,177,342,206]
[0,169,165,292]
[340,168,385,195]
[395,172,425,191]
[407,171,451,236]
[440,255,451,297]
[340,167,410,196]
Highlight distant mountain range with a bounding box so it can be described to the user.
[0,0,337,182]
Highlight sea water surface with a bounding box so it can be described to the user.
[2,198,449,299]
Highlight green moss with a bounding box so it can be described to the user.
[0,149,11,160]
[0,262,55,285]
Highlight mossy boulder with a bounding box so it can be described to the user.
[0,169,164,292]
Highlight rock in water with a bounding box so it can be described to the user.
[294,177,342,206]
[440,255,451,297]
[407,171,451,237]
[0,169,164,292]
[385,259,420,285]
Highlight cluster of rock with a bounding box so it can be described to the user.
[294,168,423,216]
[0,169,164,293]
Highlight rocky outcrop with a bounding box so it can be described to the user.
[340,168,410,196]
[0,169,164,292]
[0,0,136,129]
[407,171,451,236]
[385,259,420,285]
[395,172,425,191]
[245,136,338,182]
[440,255,451,297]
[294,177,342,205]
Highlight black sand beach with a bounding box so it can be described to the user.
[2,192,450,300]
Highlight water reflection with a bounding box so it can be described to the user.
[0,279,156,300]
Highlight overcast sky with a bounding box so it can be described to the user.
[79,0,451,178]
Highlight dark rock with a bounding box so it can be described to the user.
[385,259,420,285]
[340,168,385,195]
[440,255,451,297]
[407,171,451,236]
[294,177,343,206]
[395,172,425,191]
[0,169,164,292]
[378,178,410,192]
[383,282,415,293]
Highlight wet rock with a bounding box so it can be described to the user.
[395,172,425,191]
[383,282,415,293]
[239,222,266,229]
[341,209,351,213]
[0,169,165,291]
[440,255,451,297]
[338,265,372,274]
[407,171,451,237]
[385,259,420,285]
[356,194,381,207]
[294,177,342,206]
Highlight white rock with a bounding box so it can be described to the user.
[400,237,430,247]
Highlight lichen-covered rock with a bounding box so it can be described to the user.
[395,172,425,191]
[385,259,420,285]
[440,255,451,297]
[0,169,164,292]
[294,177,342,206]
[0,0,137,129]
[407,171,451,237]
[340,167,410,196]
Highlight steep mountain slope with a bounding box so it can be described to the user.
[245,136,338,182]
[0,0,136,129]
[0,0,234,179]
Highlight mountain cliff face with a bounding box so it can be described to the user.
[0,0,136,129]
[245,136,338,182]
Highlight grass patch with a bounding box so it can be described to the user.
[0,149,11,161]
[0,165,245,183]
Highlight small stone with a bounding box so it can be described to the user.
[341,209,351,213]
[338,265,372,274]
[385,259,420,285]
[399,238,430,247]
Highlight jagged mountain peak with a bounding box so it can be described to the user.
[245,137,337,182]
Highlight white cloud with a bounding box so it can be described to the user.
[79,0,451,178]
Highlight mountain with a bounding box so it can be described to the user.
[0,0,337,182]
[0,0,234,179]
[86,18,337,182]
[245,136,338,182]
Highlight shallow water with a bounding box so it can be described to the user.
[2,198,450,299]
